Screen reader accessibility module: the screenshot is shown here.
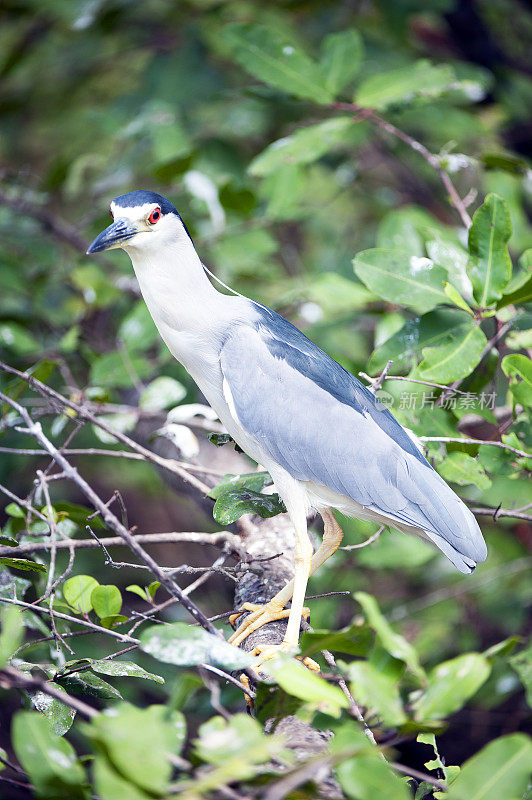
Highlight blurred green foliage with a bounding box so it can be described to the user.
[0,1,531,798]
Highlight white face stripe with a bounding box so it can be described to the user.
[110,201,160,221]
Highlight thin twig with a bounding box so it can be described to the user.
[341,526,385,551]
[0,446,229,477]
[359,372,471,397]
[0,481,49,523]
[0,361,212,495]
[200,664,256,699]
[333,102,472,228]
[0,531,241,558]
[420,436,530,460]
[1,390,223,637]
[391,761,447,792]
[48,593,74,656]
[0,596,140,644]
[1,664,98,719]
[300,618,377,746]
[469,505,532,523]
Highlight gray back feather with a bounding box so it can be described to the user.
[220,306,486,568]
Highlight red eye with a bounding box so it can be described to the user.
[148,207,161,224]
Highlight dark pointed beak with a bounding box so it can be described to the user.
[86,218,139,254]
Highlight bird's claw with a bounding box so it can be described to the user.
[250,643,320,676]
[228,602,310,647]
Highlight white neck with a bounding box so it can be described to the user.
[126,234,219,330]
[123,233,247,391]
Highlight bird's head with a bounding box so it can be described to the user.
[86,190,191,255]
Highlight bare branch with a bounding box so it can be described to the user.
[0,596,140,644]
[469,505,532,523]
[0,531,241,558]
[420,436,531,460]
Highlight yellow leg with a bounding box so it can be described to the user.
[228,508,344,648]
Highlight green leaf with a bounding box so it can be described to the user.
[63,575,99,613]
[417,322,487,383]
[208,432,238,448]
[444,282,474,315]
[0,556,46,573]
[89,351,151,389]
[437,452,491,490]
[265,655,349,716]
[139,621,254,670]
[85,703,174,795]
[139,376,186,412]
[194,713,285,772]
[353,249,448,313]
[223,24,333,104]
[0,535,18,546]
[249,117,357,176]
[5,503,25,518]
[213,488,285,524]
[497,273,532,308]
[0,322,39,354]
[369,309,469,374]
[91,585,122,619]
[481,152,530,175]
[338,751,411,800]
[147,581,160,600]
[31,688,76,736]
[300,624,372,658]
[98,615,128,629]
[126,584,147,600]
[354,592,426,682]
[212,480,286,524]
[347,660,406,726]
[56,671,122,700]
[12,711,88,799]
[466,194,512,307]
[418,733,459,786]
[93,755,153,800]
[446,733,532,800]
[0,605,24,667]
[208,471,271,499]
[501,354,532,406]
[413,653,491,721]
[509,641,532,708]
[319,29,364,94]
[85,658,164,684]
[355,59,455,110]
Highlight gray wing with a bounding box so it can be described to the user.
[220,317,486,572]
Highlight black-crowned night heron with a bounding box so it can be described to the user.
[88,190,487,668]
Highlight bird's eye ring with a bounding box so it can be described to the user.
[148,207,161,224]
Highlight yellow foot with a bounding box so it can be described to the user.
[250,643,320,676]
[228,602,310,647]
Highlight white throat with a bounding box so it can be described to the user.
[123,229,246,393]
